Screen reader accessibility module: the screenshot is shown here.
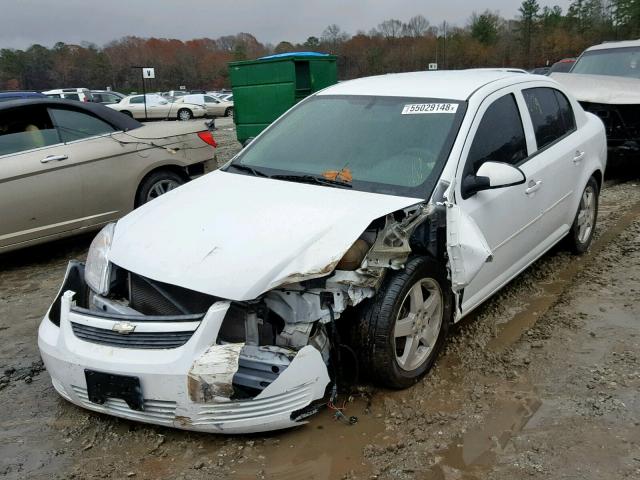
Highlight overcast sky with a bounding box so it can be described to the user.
[1,0,571,49]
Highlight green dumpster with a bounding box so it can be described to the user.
[229,52,337,143]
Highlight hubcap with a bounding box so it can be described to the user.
[394,278,443,371]
[179,110,190,120]
[146,179,180,202]
[576,185,596,244]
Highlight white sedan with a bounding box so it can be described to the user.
[108,94,206,121]
[39,70,605,434]
[178,94,234,117]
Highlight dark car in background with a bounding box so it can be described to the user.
[0,91,46,102]
[549,58,576,74]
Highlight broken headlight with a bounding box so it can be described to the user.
[85,222,116,296]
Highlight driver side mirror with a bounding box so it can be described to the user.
[461,161,526,199]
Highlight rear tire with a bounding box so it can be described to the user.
[356,256,452,389]
[566,176,599,254]
[177,108,192,121]
[135,170,185,207]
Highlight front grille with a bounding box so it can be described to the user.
[128,272,217,316]
[71,322,193,349]
[71,386,177,425]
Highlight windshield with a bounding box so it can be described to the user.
[227,95,465,198]
[571,46,640,79]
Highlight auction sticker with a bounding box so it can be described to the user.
[402,103,458,114]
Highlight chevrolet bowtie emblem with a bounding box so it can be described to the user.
[112,322,136,335]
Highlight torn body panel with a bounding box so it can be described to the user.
[188,343,243,401]
[445,202,493,292]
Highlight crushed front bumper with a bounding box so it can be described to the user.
[38,262,330,434]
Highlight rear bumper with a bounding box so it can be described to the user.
[38,262,330,434]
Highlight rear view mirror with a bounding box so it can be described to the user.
[462,161,526,198]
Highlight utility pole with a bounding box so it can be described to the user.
[131,66,155,121]
[442,21,447,70]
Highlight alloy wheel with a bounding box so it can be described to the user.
[146,179,180,202]
[394,278,444,371]
[576,184,596,244]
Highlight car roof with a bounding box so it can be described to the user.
[0,98,141,131]
[318,69,531,100]
[585,39,640,51]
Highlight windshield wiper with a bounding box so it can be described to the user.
[225,163,270,177]
[270,174,352,189]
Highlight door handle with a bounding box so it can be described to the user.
[573,150,585,164]
[525,180,542,195]
[41,154,69,164]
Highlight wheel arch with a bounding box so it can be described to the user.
[591,168,603,192]
[133,165,190,208]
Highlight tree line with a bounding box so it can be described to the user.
[0,0,638,92]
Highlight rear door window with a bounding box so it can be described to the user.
[0,106,61,156]
[522,87,574,150]
[49,108,115,142]
[63,93,80,101]
[465,93,528,176]
[554,90,576,133]
[130,96,144,104]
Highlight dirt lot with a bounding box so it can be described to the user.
[1,126,639,479]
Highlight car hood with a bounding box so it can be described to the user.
[551,72,640,104]
[108,170,422,301]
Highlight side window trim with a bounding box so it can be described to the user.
[513,90,537,159]
[0,141,64,160]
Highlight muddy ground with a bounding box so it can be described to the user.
[1,125,639,479]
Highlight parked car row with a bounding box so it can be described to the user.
[3,88,234,121]
[107,93,208,120]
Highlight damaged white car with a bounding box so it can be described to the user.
[552,39,640,159]
[38,70,606,434]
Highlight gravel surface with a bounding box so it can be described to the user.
[1,128,639,479]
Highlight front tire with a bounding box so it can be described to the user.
[135,170,185,207]
[177,108,192,121]
[224,107,233,117]
[566,176,599,254]
[357,256,452,389]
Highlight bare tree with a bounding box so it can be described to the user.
[403,15,430,37]
[378,19,404,39]
[321,24,349,43]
